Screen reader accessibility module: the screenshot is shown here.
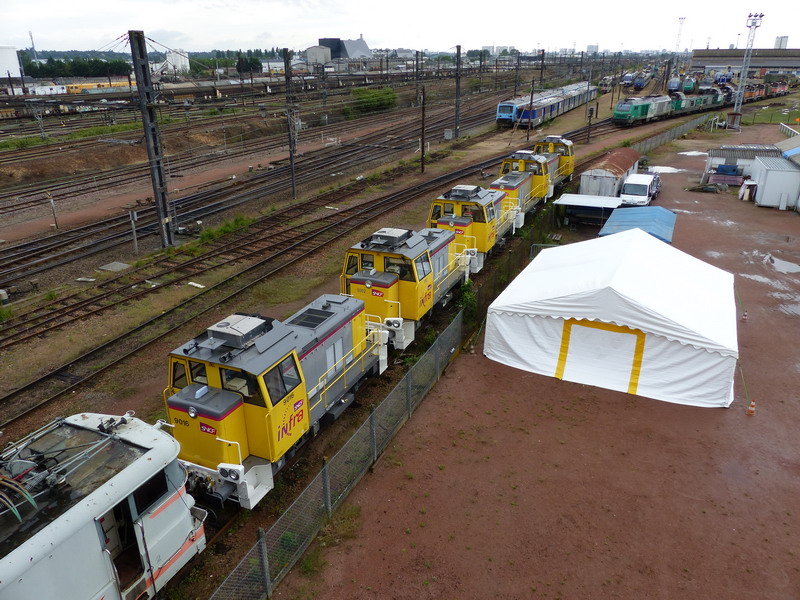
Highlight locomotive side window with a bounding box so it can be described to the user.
[132,470,168,516]
[461,203,486,223]
[223,369,265,407]
[345,254,359,275]
[171,361,188,389]
[486,203,496,221]
[264,355,302,406]
[414,254,432,279]
[430,203,442,221]
[189,361,208,384]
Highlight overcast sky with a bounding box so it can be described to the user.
[1,0,793,55]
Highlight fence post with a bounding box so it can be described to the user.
[406,370,413,417]
[435,339,441,381]
[257,527,273,598]
[369,411,377,464]
[321,458,332,517]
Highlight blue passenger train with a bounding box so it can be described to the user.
[495,83,598,127]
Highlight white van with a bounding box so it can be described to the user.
[620,173,661,206]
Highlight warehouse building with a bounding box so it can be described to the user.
[690,49,800,78]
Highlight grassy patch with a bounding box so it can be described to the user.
[318,504,362,548]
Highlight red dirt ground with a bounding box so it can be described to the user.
[274,126,800,599]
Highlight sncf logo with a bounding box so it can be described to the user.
[371,289,384,297]
[200,423,217,435]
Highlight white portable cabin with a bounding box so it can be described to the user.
[579,147,640,197]
[750,156,800,210]
[484,228,738,408]
[0,413,206,600]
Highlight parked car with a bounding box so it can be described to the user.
[620,173,661,206]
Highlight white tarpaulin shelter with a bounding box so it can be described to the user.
[484,228,739,408]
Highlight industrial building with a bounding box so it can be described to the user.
[690,48,800,78]
[0,46,21,79]
[318,36,372,60]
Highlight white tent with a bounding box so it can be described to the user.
[484,228,739,408]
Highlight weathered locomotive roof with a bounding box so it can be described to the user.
[171,294,364,373]
[0,414,175,572]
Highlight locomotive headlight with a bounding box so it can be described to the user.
[187,406,198,418]
[228,470,240,481]
[365,280,372,289]
[218,467,230,479]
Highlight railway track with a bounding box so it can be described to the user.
[0,156,505,428]
[0,92,504,210]
[0,95,502,287]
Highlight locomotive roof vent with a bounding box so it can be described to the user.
[205,314,268,349]
[447,185,481,199]
[288,307,334,329]
[366,227,412,248]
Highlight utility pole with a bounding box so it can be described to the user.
[540,50,545,85]
[732,12,764,128]
[513,51,520,97]
[29,31,38,62]
[420,85,426,174]
[675,17,686,53]
[526,78,535,141]
[454,45,461,139]
[415,51,421,105]
[129,30,174,248]
[283,48,298,199]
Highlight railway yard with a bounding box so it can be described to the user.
[1,69,799,599]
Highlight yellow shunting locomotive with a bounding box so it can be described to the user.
[341,227,470,350]
[428,185,510,274]
[164,294,388,508]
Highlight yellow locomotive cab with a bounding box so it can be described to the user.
[341,227,467,350]
[164,298,386,508]
[428,185,507,274]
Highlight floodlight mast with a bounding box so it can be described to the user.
[732,12,764,119]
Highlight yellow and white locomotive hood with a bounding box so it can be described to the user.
[484,228,739,408]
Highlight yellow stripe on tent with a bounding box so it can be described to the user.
[555,318,646,395]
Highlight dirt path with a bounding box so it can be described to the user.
[273,124,800,599]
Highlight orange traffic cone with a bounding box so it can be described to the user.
[741,310,748,322]
[745,399,757,416]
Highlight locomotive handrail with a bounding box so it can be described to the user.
[102,548,122,593]
[311,332,379,411]
[214,437,243,465]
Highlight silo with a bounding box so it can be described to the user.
[0,46,22,79]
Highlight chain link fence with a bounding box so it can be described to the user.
[631,114,711,156]
[210,312,464,600]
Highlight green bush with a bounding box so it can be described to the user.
[350,87,397,115]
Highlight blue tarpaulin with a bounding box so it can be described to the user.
[598,206,677,243]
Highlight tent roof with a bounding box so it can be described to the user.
[554,194,623,209]
[488,228,738,356]
[599,206,677,243]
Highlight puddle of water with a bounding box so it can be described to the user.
[739,273,790,289]
[769,292,796,300]
[648,166,687,174]
[779,303,800,316]
[672,209,697,214]
[706,251,723,258]
[711,219,737,227]
[768,255,800,274]
[678,151,708,156]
